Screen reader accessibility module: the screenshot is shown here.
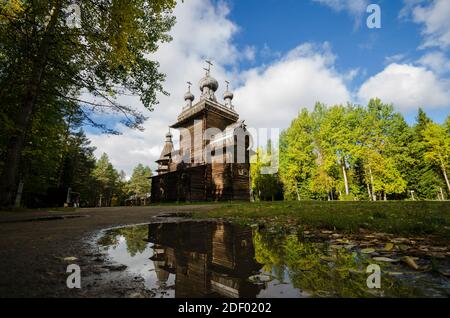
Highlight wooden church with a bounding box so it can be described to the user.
[151,62,251,202]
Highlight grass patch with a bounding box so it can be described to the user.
[196,201,450,239]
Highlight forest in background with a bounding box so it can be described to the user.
[0,0,175,207]
[1,95,449,207]
[252,99,450,202]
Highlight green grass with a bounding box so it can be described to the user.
[195,201,450,239]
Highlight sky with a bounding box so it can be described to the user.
[86,0,450,177]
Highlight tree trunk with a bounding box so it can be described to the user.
[367,183,372,201]
[341,163,349,196]
[441,164,450,193]
[295,187,300,201]
[368,166,376,201]
[0,3,62,206]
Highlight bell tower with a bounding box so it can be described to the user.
[170,61,239,165]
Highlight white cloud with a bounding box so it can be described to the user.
[357,63,450,111]
[384,53,407,64]
[235,43,351,129]
[404,0,450,49]
[312,0,369,27]
[417,51,450,75]
[86,0,450,177]
[87,0,240,175]
[87,1,355,176]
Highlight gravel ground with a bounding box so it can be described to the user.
[0,205,214,298]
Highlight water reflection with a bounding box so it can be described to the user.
[98,221,449,298]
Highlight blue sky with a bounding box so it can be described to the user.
[224,0,448,123]
[86,0,450,175]
[228,0,418,77]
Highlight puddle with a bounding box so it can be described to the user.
[97,220,450,298]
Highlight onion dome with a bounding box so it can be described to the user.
[199,74,219,93]
[223,90,234,100]
[165,131,173,142]
[183,81,195,108]
[223,81,234,108]
[184,91,195,102]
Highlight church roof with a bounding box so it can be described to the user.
[156,132,174,164]
[171,98,238,128]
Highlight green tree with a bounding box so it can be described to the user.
[279,101,414,201]
[422,122,450,193]
[250,143,282,201]
[317,105,359,199]
[279,109,316,200]
[355,99,407,200]
[407,109,445,199]
[0,0,176,206]
[126,164,152,197]
[58,130,97,206]
[92,153,121,207]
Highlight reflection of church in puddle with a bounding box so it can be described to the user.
[148,221,264,298]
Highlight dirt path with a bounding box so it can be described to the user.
[0,205,215,298]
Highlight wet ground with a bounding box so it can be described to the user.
[96,220,450,298]
[0,206,214,297]
[0,206,449,298]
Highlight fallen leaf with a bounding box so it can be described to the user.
[384,243,394,251]
[402,256,419,270]
[372,257,399,263]
[386,271,404,276]
[63,256,78,262]
[361,248,376,254]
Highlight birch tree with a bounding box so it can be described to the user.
[422,123,450,193]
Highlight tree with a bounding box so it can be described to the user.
[354,99,407,200]
[279,109,316,200]
[407,109,445,199]
[92,153,121,207]
[58,130,97,206]
[279,100,414,201]
[422,122,450,193]
[126,164,152,198]
[250,144,283,201]
[0,0,177,206]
